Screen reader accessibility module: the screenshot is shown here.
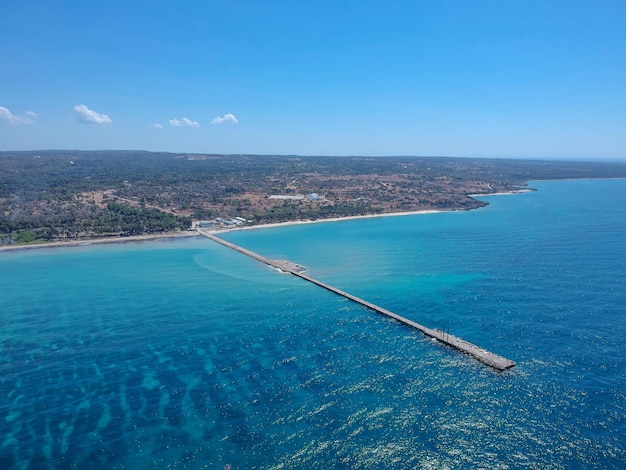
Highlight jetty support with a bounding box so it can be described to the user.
[198,230,515,371]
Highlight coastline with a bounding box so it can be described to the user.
[0,231,197,252]
[0,209,450,252]
[1,191,527,252]
[468,188,535,197]
[207,209,450,234]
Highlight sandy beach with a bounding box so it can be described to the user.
[207,209,449,234]
[0,209,452,252]
[468,189,534,197]
[0,231,198,252]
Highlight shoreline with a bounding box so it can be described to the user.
[468,188,535,197]
[0,231,197,253]
[0,209,451,252]
[208,209,450,234]
[1,189,531,252]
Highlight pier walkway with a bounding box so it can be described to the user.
[198,230,515,371]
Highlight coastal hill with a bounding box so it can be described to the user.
[2,150,626,244]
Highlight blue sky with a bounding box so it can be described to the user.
[1,0,625,158]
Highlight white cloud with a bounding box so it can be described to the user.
[170,117,199,127]
[152,123,163,129]
[0,106,38,125]
[211,113,238,125]
[73,104,111,125]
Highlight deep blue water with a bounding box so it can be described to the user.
[1,179,625,469]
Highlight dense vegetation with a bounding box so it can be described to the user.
[2,150,626,244]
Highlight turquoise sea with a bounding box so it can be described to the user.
[1,179,625,469]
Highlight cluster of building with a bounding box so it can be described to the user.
[192,217,248,229]
[215,217,248,227]
[191,193,325,231]
[268,193,325,201]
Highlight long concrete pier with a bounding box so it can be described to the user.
[198,230,515,371]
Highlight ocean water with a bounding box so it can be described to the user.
[1,179,625,469]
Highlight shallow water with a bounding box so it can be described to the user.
[1,179,625,468]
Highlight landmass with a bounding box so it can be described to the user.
[2,150,626,246]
